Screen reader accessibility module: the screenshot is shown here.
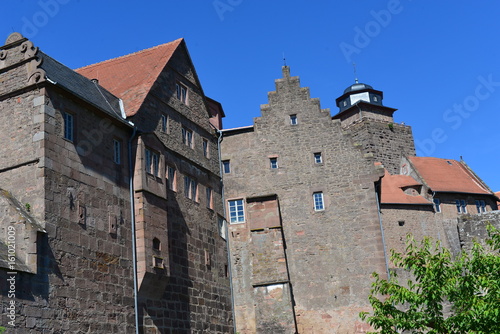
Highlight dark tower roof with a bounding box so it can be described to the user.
[343,82,374,94]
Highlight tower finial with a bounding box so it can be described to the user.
[283,52,287,67]
[353,62,358,84]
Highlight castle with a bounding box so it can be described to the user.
[0,33,498,333]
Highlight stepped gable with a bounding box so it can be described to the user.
[76,38,183,116]
[409,157,492,194]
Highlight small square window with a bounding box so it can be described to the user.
[203,139,209,158]
[476,200,486,213]
[313,192,324,211]
[270,157,278,169]
[222,160,231,174]
[206,187,213,209]
[290,114,298,125]
[176,82,188,104]
[182,127,193,148]
[228,199,245,223]
[433,198,441,213]
[456,199,467,214]
[63,111,74,142]
[167,165,176,191]
[314,152,322,164]
[113,139,121,165]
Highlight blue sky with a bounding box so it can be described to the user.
[2,1,499,192]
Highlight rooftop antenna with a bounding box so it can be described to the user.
[352,62,359,84]
[283,52,287,67]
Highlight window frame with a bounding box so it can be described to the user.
[222,160,231,174]
[167,165,176,191]
[228,199,245,223]
[476,200,486,213]
[160,115,168,132]
[184,175,198,201]
[145,148,160,177]
[182,126,194,148]
[176,82,188,104]
[456,199,467,214]
[206,187,213,210]
[314,152,323,164]
[270,157,278,169]
[433,198,441,213]
[63,111,74,142]
[113,139,121,165]
[313,192,325,211]
[290,114,298,125]
[202,138,209,158]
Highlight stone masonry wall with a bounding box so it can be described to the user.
[222,67,387,333]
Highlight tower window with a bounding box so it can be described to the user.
[314,152,323,164]
[153,238,161,251]
[290,114,298,125]
[270,157,278,169]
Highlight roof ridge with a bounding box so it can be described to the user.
[75,38,183,71]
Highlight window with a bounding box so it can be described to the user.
[290,114,298,125]
[161,115,167,132]
[314,152,323,164]
[433,198,441,213]
[228,199,245,223]
[313,192,324,211]
[270,157,278,169]
[176,82,187,104]
[182,127,193,148]
[476,200,486,213]
[167,165,176,191]
[203,139,209,158]
[152,238,161,251]
[456,199,467,214]
[223,160,231,174]
[63,111,74,141]
[113,139,121,165]
[206,187,213,209]
[218,216,227,240]
[145,148,159,177]
[184,176,198,201]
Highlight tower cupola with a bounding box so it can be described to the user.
[336,81,384,112]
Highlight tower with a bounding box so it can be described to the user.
[333,81,416,174]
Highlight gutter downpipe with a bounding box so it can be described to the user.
[375,182,391,280]
[128,125,140,334]
[214,126,237,333]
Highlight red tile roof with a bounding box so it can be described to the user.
[409,157,491,194]
[75,38,183,116]
[380,169,431,205]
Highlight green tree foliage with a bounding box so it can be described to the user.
[360,225,500,333]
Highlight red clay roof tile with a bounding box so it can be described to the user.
[75,38,183,117]
[409,157,491,194]
[380,169,431,205]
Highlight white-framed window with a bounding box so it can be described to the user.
[182,127,193,148]
[476,200,486,213]
[433,198,441,213]
[290,114,298,125]
[113,139,121,165]
[63,111,74,142]
[167,165,176,191]
[314,152,323,164]
[228,199,245,223]
[161,115,168,132]
[203,139,209,158]
[145,148,160,177]
[456,199,467,214]
[184,176,198,201]
[313,192,325,211]
[206,187,213,209]
[222,160,231,174]
[176,82,188,104]
[270,157,278,169]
